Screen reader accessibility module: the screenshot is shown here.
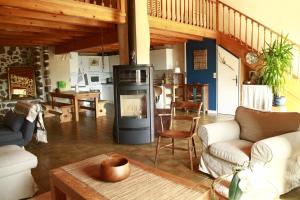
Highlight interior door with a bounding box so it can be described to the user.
[217,46,240,115]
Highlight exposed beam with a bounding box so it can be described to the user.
[0,30,74,40]
[0,38,55,46]
[0,15,101,32]
[0,35,67,43]
[151,39,185,46]
[150,28,203,41]
[78,43,120,53]
[55,32,118,54]
[149,16,217,39]
[0,23,90,36]
[0,6,115,28]
[0,0,126,24]
[150,34,187,43]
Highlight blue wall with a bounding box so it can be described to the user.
[186,39,216,110]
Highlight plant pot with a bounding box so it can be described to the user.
[273,96,286,106]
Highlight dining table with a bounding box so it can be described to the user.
[49,91,100,122]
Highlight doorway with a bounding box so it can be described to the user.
[217,46,240,115]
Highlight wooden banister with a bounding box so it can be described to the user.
[73,0,121,10]
[148,0,216,30]
[218,1,298,52]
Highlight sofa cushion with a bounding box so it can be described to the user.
[235,106,300,142]
[0,145,37,178]
[3,110,24,132]
[209,139,253,165]
[0,125,23,143]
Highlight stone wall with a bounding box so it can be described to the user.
[0,46,51,116]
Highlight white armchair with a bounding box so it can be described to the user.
[198,106,300,195]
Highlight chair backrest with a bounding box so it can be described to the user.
[170,101,202,133]
[171,101,202,119]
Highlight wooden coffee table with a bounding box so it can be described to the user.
[50,153,210,200]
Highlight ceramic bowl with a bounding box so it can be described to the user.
[99,156,130,182]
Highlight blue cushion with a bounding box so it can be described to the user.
[4,110,25,132]
[0,125,23,142]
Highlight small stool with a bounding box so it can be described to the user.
[49,103,73,123]
[41,102,54,118]
[0,145,38,200]
[98,100,110,116]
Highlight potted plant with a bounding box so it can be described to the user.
[260,35,293,106]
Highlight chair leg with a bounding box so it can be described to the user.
[154,136,161,167]
[172,138,175,155]
[188,138,193,171]
[192,137,197,158]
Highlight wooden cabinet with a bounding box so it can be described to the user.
[150,49,173,70]
[185,83,209,113]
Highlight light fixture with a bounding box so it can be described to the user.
[174,67,181,73]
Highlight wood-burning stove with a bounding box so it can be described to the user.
[113,65,154,144]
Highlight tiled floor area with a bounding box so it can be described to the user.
[26,111,300,199]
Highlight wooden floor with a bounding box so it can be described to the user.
[26,110,300,199]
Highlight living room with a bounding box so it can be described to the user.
[0,0,300,200]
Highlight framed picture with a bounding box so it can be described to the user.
[89,58,100,67]
[193,49,207,70]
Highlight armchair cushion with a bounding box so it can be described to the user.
[3,110,24,132]
[209,139,253,165]
[235,106,300,142]
[199,120,240,149]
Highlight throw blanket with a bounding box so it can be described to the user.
[14,101,48,143]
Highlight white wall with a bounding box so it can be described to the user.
[221,0,300,45]
[48,47,71,91]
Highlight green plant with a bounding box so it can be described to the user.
[260,35,293,96]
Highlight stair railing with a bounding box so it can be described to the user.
[74,0,123,10]
[218,1,300,79]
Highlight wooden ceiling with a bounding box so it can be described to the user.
[0,0,203,54]
[0,0,123,51]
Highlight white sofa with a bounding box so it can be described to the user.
[198,106,300,195]
[0,145,38,200]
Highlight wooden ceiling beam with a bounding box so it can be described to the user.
[150,28,203,41]
[0,30,74,40]
[0,0,126,24]
[78,43,120,53]
[150,34,187,43]
[151,39,184,46]
[0,6,115,28]
[0,35,67,43]
[0,23,90,37]
[55,32,118,54]
[0,15,102,32]
[0,38,55,46]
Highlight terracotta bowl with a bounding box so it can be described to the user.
[99,156,130,182]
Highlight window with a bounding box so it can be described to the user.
[193,49,207,70]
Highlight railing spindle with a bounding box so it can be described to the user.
[227,7,230,35]
[245,17,247,45]
[257,24,260,50]
[239,13,241,43]
[264,28,266,49]
[251,21,253,50]
[233,11,235,37]
[222,4,224,33]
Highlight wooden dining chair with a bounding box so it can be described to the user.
[154,101,202,170]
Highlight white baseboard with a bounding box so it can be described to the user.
[207,110,217,114]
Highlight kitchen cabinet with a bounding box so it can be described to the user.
[101,83,114,103]
[150,49,173,70]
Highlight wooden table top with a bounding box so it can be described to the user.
[50,91,100,98]
[50,153,210,200]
